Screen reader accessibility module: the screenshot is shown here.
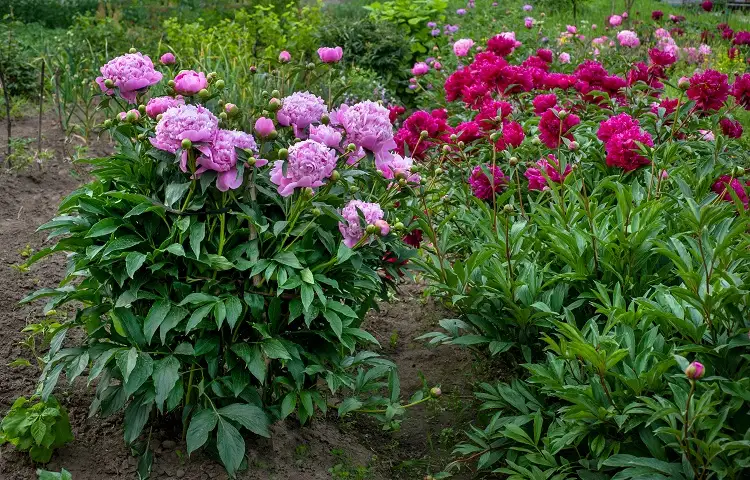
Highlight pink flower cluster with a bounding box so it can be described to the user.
[333,101,396,162]
[277,92,328,137]
[198,130,264,191]
[270,139,337,197]
[338,200,387,247]
[525,155,572,191]
[597,113,653,171]
[469,164,507,200]
[145,96,185,118]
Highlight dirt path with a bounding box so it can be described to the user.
[0,115,476,480]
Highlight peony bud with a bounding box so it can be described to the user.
[430,386,442,397]
[568,141,579,151]
[434,167,443,175]
[311,207,322,216]
[374,219,390,236]
[198,88,210,99]
[394,221,405,231]
[303,187,314,199]
[278,50,291,63]
[420,130,429,139]
[103,119,113,128]
[214,79,225,90]
[442,145,451,153]
[321,114,330,125]
[365,224,378,234]
[271,89,281,98]
[160,52,176,65]
[503,204,514,214]
[268,98,282,111]
[346,143,356,152]
[255,117,276,137]
[137,104,146,115]
[225,103,238,116]
[249,66,257,74]
[509,157,518,166]
[277,148,289,159]
[247,156,257,166]
[104,79,115,89]
[733,166,745,177]
[306,62,316,70]
[678,76,690,90]
[348,185,359,193]
[181,138,192,150]
[129,47,137,54]
[330,170,340,181]
[219,112,228,121]
[167,79,176,88]
[685,361,705,380]
[125,110,140,123]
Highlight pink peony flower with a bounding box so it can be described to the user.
[532,93,557,115]
[376,153,419,183]
[279,50,291,63]
[456,8,466,15]
[523,4,532,11]
[309,124,342,148]
[254,117,276,138]
[173,70,208,96]
[197,130,264,191]
[95,52,163,103]
[700,129,715,141]
[412,62,430,76]
[712,175,749,207]
[145,96,184,118]
[525,154,571,190]
[524,17,534,29]
[685,361,705,380]
[318,46,343,63]
[150,104,218,158]
[453,38,475,57]
[687,69,729,111]
[333,101,396,161]
[601,123,653,171]
[469,164,507,200]
[339,200,385,247]
[276,91,328,137]
[559,52,571,64]
[160,52,175,65]
[567,25,577,34]
[270,140,337,197]
[539,109,580,149]
[617,30,640,47]
[609,15,623,26]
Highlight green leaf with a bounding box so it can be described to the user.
[117,347,139,383]
[337,398,363,417]
[224,296,243,330]
[218,403,270,438]
[262,339,291,360]
[186,409,218,455]
[213,301,226,329]
[324,310,343,340]
[165,182,191,208]
[160,306,189,344]
[301,284,314,311]
[86,218,121,238]
[189,222,205,258]
[217,418,245,476]
[31,419,47,445]
[153,356,180,412]
[274,251,302,269]
[300,268,314,284]
[166,243,186,257]
[102,235,143,257]
[280,392,297,419]
[124,352,154,396]
[232,344,266,384]
[180,293,219,305]
[143,300,171,345]
[125,252,147,278]
[185,303,214,333]
[336,243,353,264]
[124,400,153,444]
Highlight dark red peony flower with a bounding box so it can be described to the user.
[394,110,452,159]
[388,105,405,123]
[475,99,513,130]
[536,48,554,63]
[720,118,743,138]
[603,127,654,171]
[687,69,729,111]
[454,121,483,143]
[487,33,521,57]
[650,97,679,116]
[543,73,577,90]
[651,10,663,21]
[444,67,475,103]
[734,31,750,45]
[649,48,677,67]
[597,113,641,143]
[701,1,713,12]
[494,120,525,151]
[712,175,749,208]
[539,108,580,149]
[403,228,423,248]
[469,164,507,199]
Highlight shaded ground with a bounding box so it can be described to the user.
[0,114,481,479]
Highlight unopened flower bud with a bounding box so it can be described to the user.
[420,130,429,139]
[198,88,210,99]
[678,76,690,90]
[434,167,444,175]
[509,157,518,166]
[503,204,514,214]
[167,79,176,88]
[532,137,541,145]
[398,178,407,187]
[311,207,322,216]
[156,113,163,122]
[268,98,282,111]
[306,62,316,70]
[138,104,146,114]
[685,361,705,380]
[330,170,340,181]
[346,143,356,152]
[214,79,225,90]
[733,166,745,177]
[458,141,465,148]
[568,141,579,151]
[374,219,390,236]
[321,114,330,125]
[558,109,569,119]
[219,112,228,121]
[181,138,192,150]
[450,134,458,141]
[278,148,289,159]
[103,119,113,128]
[137,133,145,141]
[249,66,258,74]
[394,221,405,231]
[490,132,501,142]
[442,145,451,153]
[129,47,137,54]
[124,110,140,123]
[349,185,359,193]
[430,386,442,397]
[366,224,378,234]
[225,103,238,116]
[271,89,281,98]
[247,156,257,166]
[303,187,314,198]
[104,79,115,89]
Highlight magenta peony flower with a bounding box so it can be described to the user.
[95,52,163,103]
[617,30,640,48]
[649,48,677,66]
[731,73,750,109]
[687,69,729,111]
[318,46,343,63]
[532,93,557,115]
[270,140,337,197]
[597,113,640,143]
[567,25,577,34]
[150,104,218,159]
[376,153,419,183]
[333,101,396,161]
[338,200,385,247]
[309,124,342,148]
[276,91,328,137]
[279,50,291,63]
[494,120,525,151]
[733,31,750,45]
[603,127,653,171]
[685,361,705,380]
[453,38,475,57]
[412,62,430,76]
[652,10,663,20]
[720,118,743,138]
[469,164,507,200]
[524,17,534,29]
[196,130,264,191]
[701,1,713,11]
[712,175,749,207]
[145,96,184,118]
[525,154,571,191]
[456,8,466,15]
[539,109,580,149]
[609,14,623,26]
[160,52,175,65]
[487,32,521,57]
[254,117,276,138]
[537,48,553,63]
[173,70,208,96]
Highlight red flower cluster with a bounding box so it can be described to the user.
[733,31,750,45]
[731,73,750,109]
[539,109,580,149]
[597,114,653,171]
[651,10,663,21]
[394,110,452,159]
[532,93,557,115]
[712,175,749,208]
[720,118,743,138]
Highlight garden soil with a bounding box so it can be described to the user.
[0,114,480,479]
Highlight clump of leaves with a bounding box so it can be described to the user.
[37,468,73,480]
[0,395,73,463]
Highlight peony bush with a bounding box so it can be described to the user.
[21,48,424,476]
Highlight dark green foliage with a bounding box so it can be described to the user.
[0,396,73,463]
[1,0,98,29]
